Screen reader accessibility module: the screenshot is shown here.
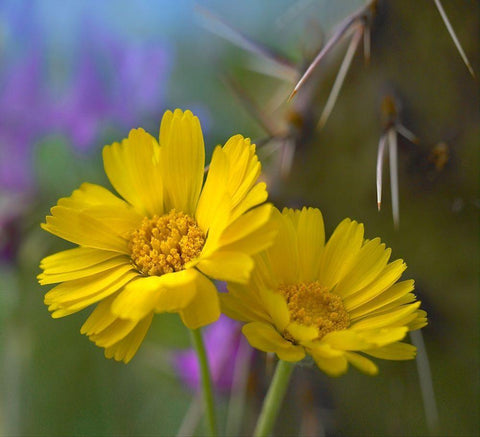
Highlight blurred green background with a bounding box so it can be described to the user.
[0,1,478,436]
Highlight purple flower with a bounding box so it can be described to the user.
[0,14,170,192]
[174,315,247,393]
[0,51,55,192]
[55,21,170,151]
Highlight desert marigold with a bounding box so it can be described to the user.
[221,207,427,376]
[39,109,276,363]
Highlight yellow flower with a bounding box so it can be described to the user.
[221,207,427,376]
[39,109,276,363]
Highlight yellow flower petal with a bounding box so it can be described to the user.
[42,206,129,253]
[323,326,408,351]
[322,330,372,350]
[407,310,428,331]
[224,138,267,223]
[285,207,325,282]
[243,254,277,297]
[104,313,154,364]
[306,341,344,358]
[389,312,419,328]
[322,325,408,352]
[56,183,143,234]
[259,288,290,332]
[110,272,196,321]
[218,216,278,257]
[266,208,299,285]
[364,293,417,316]
[310,352,348,376]
[103,128,163,216]
[317,218,364,289]
[195,146,231,239]
[58,182,131,209]
[159,109,205,215]
[334,238,391,297]
[196,251,254,284]
[349,280,415,320]
[83,294,153,361]
[39,247,119,276]
[230,182,268,223]
[343,259,407,309]
[198,205,276,279]
[82,205,143,236]
[196,136,267,236]
[220,289,272,324]
[242,322,305,362]
[178,272,220,329]
[39,255,130,285]
[89,318,138,348]
[153,269,199,313]
[408,320,427,331]
[46,266,137,318]
[356,327,409,348]
[363,342,417,360]
[222,135,261,209]
[344,352,378,375]
[81,294,118,336]
[217,203,274,254]
[350,302,421,331]
[44,264,133,304]
[285,322,319,342]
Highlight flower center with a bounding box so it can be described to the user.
[129,209,205,276]
[278,281,349,339]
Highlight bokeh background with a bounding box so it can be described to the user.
[0,0,478,436]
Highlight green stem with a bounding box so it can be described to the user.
[254,360,295,437]
[189,328,218,437]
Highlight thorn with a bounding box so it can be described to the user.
[388,128,400,230]
[246,57,298,83]
[287,89,297,102]
[376,132,388,211]
[290,13,357,99]
[317,25,363,129]
[397,123,419,144]
[176,392,203,436]
[363,24,371,65]
[265,82,294,113]
[434,0,476,79]
[195,4,297,78]
[225,338,254,437]
[258,138,282,159]
[279,139,296,178]
[220,73,278,136]
[410,330,440,434]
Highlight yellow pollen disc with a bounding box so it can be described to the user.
[278,281,349,339]
[129,209,205,276]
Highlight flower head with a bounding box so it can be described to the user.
[221,207,427,376]
[39,109,276,363]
